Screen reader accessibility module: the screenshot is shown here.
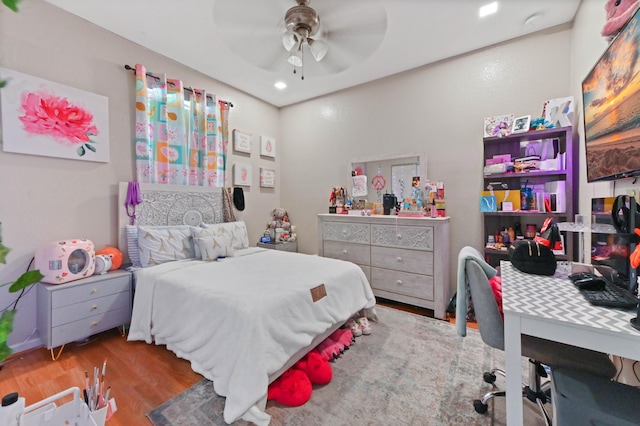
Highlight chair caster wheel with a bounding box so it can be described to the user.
[483,372,497,384]
[473,399,488,414]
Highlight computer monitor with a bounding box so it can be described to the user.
[591,196,638,293]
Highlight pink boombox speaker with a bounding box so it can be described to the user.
[35,239,95,284]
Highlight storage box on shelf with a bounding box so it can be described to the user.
[481,126,577,266]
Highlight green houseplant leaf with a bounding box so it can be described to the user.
[8,269,43,293]
[2,0,21,12]
[0,309,16,361]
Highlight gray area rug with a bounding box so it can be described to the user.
[148,305,545,425]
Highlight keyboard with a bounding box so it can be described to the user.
[579,280,639,310]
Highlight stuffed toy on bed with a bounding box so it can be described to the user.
[602,0,640,41]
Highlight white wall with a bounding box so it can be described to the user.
[0,0,280,352]
[280,26,574,297]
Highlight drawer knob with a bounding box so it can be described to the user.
[342,229,347,234]
[92,305,97,311]
[396,257,402,262]
[91,288,98,294]
[397,280,403,285]
[342,249,348,254]
[396,233,402,239]
[91,322,98,327]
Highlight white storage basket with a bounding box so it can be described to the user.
[21,387,99,426]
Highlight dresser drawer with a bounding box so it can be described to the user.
[51,275,130,309]
[323,222,370,244]
[51,291,131,327]
[371,224,433,250]
[323,241,371,265]
[50,306,131,348]
[371,246,433,275]
[370,267,434,301]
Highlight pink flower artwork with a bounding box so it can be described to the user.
[19,90,99,147]
[0,67,109,162]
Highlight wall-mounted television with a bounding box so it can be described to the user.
[582,7,640,183]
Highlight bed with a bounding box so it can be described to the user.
[117,183,377,425]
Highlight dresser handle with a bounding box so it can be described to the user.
[91,321,98,327]
[396,233,402,239]
[396,257,402,262]
[342,229,347,234]
[396,280,403,285]
[91,305,97,311]
[91,288,98,294]
[342,249,348,254]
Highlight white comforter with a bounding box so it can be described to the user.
[128,248,376,425]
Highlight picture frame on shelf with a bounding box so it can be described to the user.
[233,162,252,186]
[233,129,252,154]
[483,114,515,138]
[512,115,531,134]
[260,135,276,158]
[259,167,275,187]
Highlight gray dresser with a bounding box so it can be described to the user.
[317,214,450,319]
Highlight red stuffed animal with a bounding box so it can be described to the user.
[267,351,333,406]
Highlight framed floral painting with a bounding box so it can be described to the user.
[260,135,276,158]
[0,67,109,162]
[233,162,252,186]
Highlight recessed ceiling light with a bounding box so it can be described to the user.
[479,2,498,18]
[274,81,287,90]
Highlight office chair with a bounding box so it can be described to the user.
[462,256,617,425]
[551,366,640,425]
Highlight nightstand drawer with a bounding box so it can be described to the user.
[51,275,130,309]
[371,246,433,275]
[323,240,371,265]
[370,267,434,301]
[50,306,131,348]
[51,291,131,327]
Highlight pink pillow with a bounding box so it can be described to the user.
[489,276,503,319]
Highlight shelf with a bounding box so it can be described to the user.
[484,170,568,179]
[482,211,567,217]
[484,247,569,261]
[483,126,573,143]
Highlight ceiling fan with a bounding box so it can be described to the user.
[212,0,387,80]
[281,0,328,79]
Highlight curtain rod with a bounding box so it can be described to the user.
[124,64,234,107]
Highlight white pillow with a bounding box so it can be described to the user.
[191,226,235,261]
[137,225,195,267]
[125,225,142,268]
[201,221,250,250]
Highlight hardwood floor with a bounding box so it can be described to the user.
[0,300,444,425]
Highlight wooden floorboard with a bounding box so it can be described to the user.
[0,300,440,425]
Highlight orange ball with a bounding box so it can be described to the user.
[96,247,123,271]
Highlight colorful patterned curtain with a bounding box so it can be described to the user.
[134,64,228,186]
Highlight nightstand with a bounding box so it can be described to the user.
[36,269,132,358]
[257,241,298,252]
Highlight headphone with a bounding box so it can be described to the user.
[611,195,640,234]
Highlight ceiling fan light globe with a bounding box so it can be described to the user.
[288,52,303,67]
[308,39,328,61]
[282,33,297,51]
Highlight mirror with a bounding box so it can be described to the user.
[349,151,427,204]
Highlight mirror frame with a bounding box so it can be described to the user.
[348,151,427,199]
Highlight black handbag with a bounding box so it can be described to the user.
[508,240,557,276]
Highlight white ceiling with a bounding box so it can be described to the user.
[43,0,582,108]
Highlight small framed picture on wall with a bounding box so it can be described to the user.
[260,167,275,187]
[260,135,276,158]
[233,129,252,154]
[233,162,252,186]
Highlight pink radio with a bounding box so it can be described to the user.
[35,239,95,284]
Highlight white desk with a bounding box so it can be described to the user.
[501,261,640,425]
